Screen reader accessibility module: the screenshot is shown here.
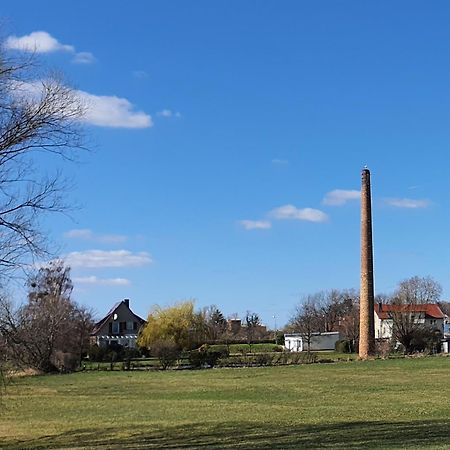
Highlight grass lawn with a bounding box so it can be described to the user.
[1,357,450,449]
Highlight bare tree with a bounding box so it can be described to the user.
[0,260,93,372]
[288,296,321,353]
[395,276,442,304]
[388,276,443,353]
[0,45,84,275]
[244,311,261,350]
[203,305,227,342]
[316,289,357,332]
[437,301,450,317]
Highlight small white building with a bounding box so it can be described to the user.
[284,332,340,352]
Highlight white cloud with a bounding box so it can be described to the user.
[65,250,152,268]
[157,109,173,117]
[5,31,95,64]
[14,81,152,129]
[271,159,289,165]
[239,220,272,230]
[73,276,130,286]
[157,109,181,118]
[384,198,430,209]
[270,205,328,222]
[64,229,93,239]
[5,31,74,53]
[64,229,127,244]
[323,189,360,206]
[72,51,95,64]
[78,90,152,128]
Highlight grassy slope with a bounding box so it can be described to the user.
[1,357,450,449]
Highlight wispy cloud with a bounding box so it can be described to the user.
[64,229,127,244]
[323,189,360,206]
[5,31,95,64]
[133,70,149,79]
[72,52,95,64]
[384,198,430,209]
[65,250,152,268]
[270,205,328,222]
[239,220,272,230]
[73,276,131,286]
[271,159,289,165]
[157,109,181,118]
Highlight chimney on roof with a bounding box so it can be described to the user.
[124,298,130,308]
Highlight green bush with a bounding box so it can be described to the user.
[189,344,229,368]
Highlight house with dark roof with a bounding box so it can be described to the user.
[374,303,445,340]
[91,299,146,349]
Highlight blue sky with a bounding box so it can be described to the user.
[3,1,450,327]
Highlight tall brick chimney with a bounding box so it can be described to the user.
[359,167,375,359]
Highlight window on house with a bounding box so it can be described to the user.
[120,321,126,332]
[112,322,119,334]
[127,321,133,331]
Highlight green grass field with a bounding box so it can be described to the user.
[1,357,450,449]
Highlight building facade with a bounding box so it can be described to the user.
[91,299,146,349]
[374,303,445,340]
[284,332,340,352]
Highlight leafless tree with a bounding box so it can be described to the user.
[244,311,262,350]
[203,305,227,342]
[388,276,443,353]
[437,301,450,317]
[288,296,321,353]
[0,260,93,372]
[316,289,357,332]
[0,45,84,276]
[395,276,442,304]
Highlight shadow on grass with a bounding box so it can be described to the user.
[2,419,450,449]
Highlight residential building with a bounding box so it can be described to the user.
[374,303,445,339]
[91,299,146,349]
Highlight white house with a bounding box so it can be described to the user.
[374,303,445,339]
[284,332,340,352]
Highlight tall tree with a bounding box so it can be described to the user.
[288,296,321,353]
[244,311,262,348]
[138,300,204,352]
[203,305,227,341]
[0,261,93,372]
[316,289,358,333]
[0,44,84,275]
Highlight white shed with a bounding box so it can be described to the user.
[284,332,340,352]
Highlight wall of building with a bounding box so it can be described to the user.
[284,332,340,352]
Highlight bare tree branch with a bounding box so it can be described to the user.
[0,44,85,276]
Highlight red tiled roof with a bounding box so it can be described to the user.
[374,303,444,320]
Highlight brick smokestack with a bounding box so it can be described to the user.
[359,167,375,359]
